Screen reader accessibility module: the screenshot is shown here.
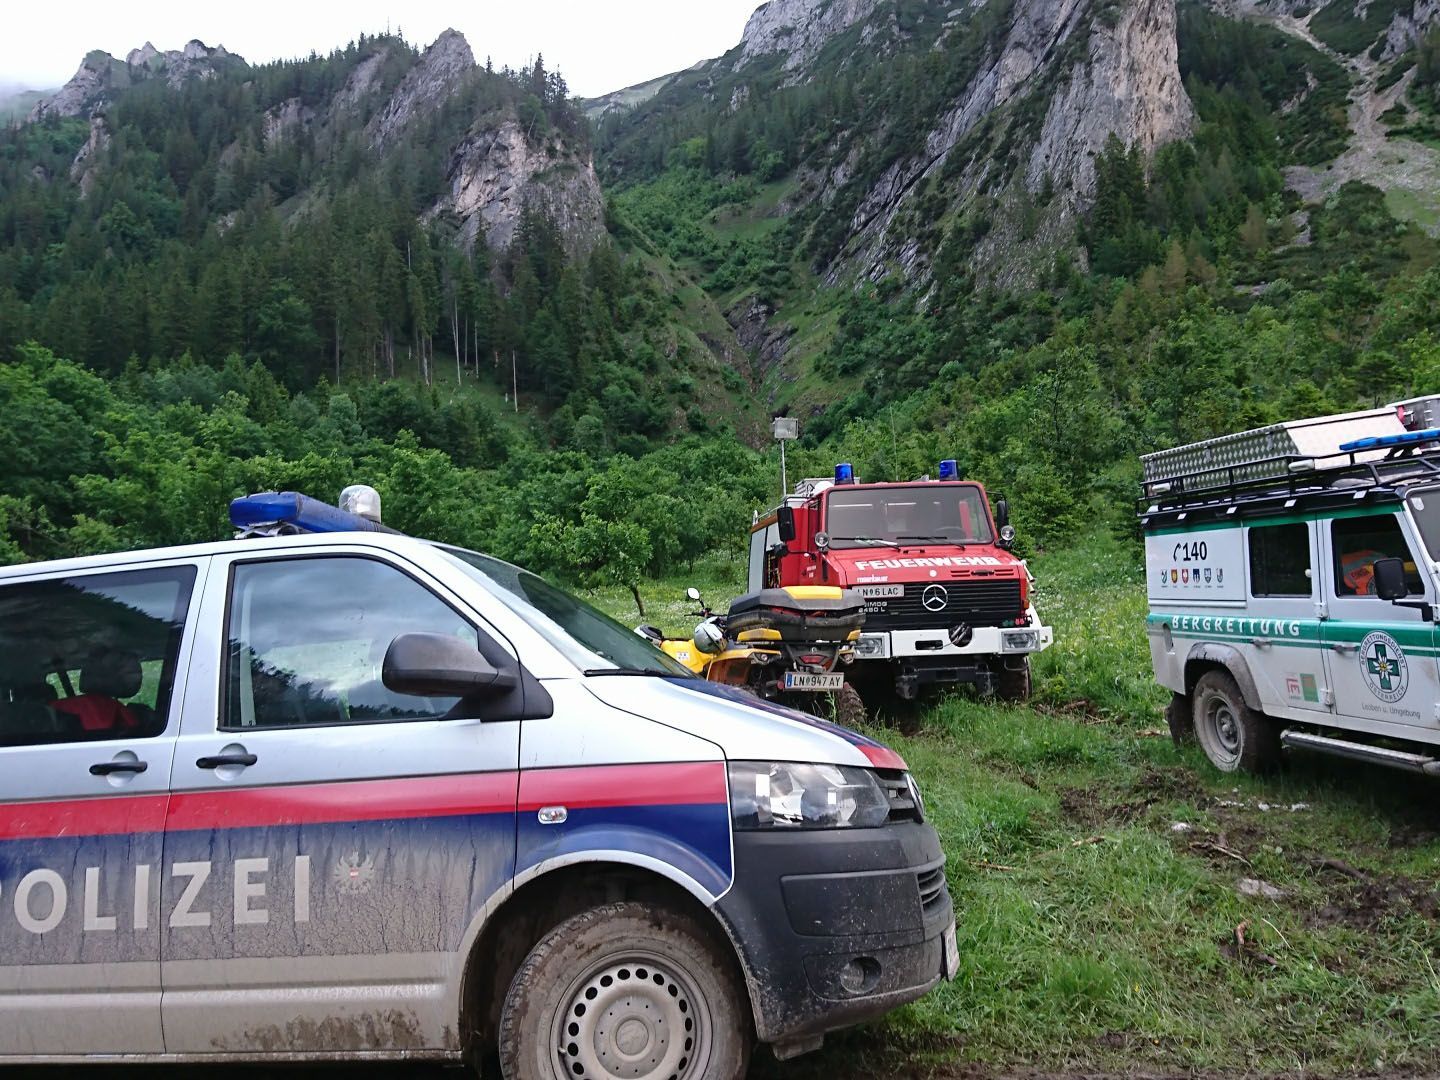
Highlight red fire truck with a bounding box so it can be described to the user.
[748,461,1053,705]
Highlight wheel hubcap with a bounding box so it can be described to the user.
[1208,699,1241,754]
[553,956,708,1080]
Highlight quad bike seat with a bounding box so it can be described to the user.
[726,586,865,636]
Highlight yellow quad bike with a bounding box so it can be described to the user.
[636,586,868,725]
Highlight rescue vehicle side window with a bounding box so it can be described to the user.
[1332,516,1424,598]
[223,557,478,729]
[0,566,196,748]
[1410,491,1440,560]
[1248,523,1312,597]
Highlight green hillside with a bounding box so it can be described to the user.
[2,4,1440,579]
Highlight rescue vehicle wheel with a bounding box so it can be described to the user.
[1165,692,1194,746]
[996,659,1032,703]
[1192,671,1279,774]
[497,901,750,1080]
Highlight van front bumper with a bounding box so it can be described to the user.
[713,821,954,1047]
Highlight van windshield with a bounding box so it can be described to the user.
[1409,489,1440,560]
[824,485,993,549]
[437,548,690,677]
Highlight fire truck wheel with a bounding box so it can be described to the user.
[498,902,750,1080]
[1191,670,1279,774]
[834,683,867,727]
[996,659,1032,703]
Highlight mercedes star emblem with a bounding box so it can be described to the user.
[922,584,949,612]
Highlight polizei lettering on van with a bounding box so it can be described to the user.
[853,556,1005,571]
[0,857,312,935]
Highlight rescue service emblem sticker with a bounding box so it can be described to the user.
[1359,631,1409,703]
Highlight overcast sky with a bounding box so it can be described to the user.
[0,0,762,97]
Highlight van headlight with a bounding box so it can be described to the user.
[728,761,890,830]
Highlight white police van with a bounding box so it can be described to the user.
[1142,397,1440,777]
[0,488,955,1076]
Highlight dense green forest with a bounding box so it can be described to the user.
[3,4,1440,581]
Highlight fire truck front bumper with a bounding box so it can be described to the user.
[853,617,1054,663]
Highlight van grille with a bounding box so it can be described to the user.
[917,865,948,915]
[863,581,1023,631]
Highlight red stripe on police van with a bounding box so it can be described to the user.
[518,761,727,813]
[165,770,520,833]
[857,744,908,771]
[0,793,170,841]
[0,763,727,842]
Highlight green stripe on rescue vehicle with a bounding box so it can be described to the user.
[1145,502,1400,537]
[1145,613,1439,654]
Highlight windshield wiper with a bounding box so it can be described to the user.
[830,536,896,546]
[897,534,975,544]
[584,667,681,677]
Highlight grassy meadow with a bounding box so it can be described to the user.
[586,533,1440,1077]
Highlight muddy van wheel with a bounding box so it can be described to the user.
[497,902,750,1080]
[1192,671,1279,774]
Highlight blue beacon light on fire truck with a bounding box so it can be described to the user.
[834,463,856,484]
[938,459,960,481]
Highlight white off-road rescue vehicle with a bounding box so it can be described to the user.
[1141,396,1440,776]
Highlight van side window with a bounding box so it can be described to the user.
[1332,515,1424,597]
[1249,523,1311,597]
[0,566,196,748]
[224,557,478,729]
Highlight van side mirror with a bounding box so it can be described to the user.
[1373,558,1409,601]
[777,506,796,544]
[383,633,517,698]
[995,498,1010,530]
[686,587,702,602]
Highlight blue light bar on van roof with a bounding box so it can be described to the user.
[938,459,960,480]
[1339,428,1440,453]
[230,492,391,535]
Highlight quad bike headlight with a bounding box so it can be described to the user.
[728,761,890,830]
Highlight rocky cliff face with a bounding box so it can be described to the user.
[31,40,236,120]
[367,29,474,148]
[737,0,885,71]
[433,120,606,257]
[800,0,1194,285]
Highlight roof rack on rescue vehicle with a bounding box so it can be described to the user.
[1138,396,1440,525]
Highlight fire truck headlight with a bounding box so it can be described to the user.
[728,762,890,830]
[1003,631,1040,652]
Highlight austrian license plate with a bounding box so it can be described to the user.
[857,584,903,599]
[783,672,845,692]
[942,920,960,980]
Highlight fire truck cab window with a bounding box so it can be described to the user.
[1248,523,1311,597]
[825,487,992,549]
[1332,515,1423,597]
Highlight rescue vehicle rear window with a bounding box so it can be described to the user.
[0,566,195,748]
[1248,523,1311,597]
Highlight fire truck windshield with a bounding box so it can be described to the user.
[825,486,993,550]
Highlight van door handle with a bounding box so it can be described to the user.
[90,760,148,776]
[1329,643,1359,654]
[196,752,258,769]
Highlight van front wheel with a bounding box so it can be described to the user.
[497,901,750,1080]
[1192,670,1279,774]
